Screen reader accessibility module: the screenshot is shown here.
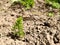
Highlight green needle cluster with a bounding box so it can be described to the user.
[45,0,60,9]
[12,16,25,38]
[11,0,34,9]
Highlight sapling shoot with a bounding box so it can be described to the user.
[11,0,34,9]
[12,16,25,38]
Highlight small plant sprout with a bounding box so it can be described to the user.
[48,12,54,17]
[12,16,25,38]
[45,0,60,9]
[11,0,34,9]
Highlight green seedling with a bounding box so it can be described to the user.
[48,12,54,17]
[45,0,60,9]
[11,0,34,9]
[12,16,25,38]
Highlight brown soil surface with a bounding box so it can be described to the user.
[0,0,60,45]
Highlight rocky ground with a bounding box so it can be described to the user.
[0,0,60,45]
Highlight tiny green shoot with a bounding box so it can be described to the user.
[45,0,60,9]
[12,16,25,38]
[48,12,54,17]
[11,0,34,9]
